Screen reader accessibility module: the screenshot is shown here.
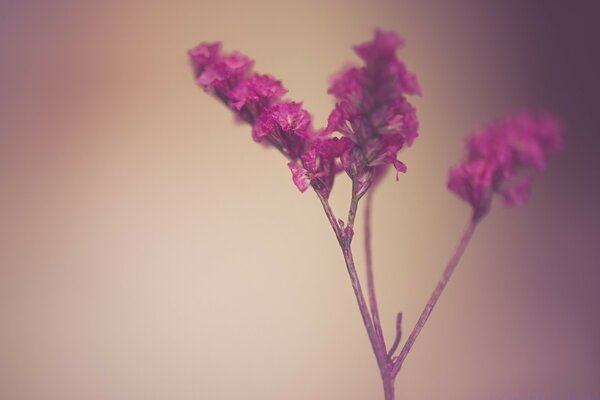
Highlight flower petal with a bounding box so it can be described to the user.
[288,162,310,193]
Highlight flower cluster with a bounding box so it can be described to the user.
[448,113,563,220]
[189,42,286,125]
[325,29,420,193]
[189,30,420,198]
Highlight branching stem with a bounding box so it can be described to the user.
[317,185,479,399]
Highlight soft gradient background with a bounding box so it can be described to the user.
[1,1,599,399]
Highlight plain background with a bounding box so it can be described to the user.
[1,1,599,399]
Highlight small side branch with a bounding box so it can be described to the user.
[387,312,403,358]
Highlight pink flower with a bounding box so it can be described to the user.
[371,97,418,146]
[228,74,287,112]
[195,52,254,92]
[448,112,563,220]
[467,112,563,172]
[189,42,221,76]
[252,102,313,160]
[325,29,420,190]
[288,137,352,198]
[189,42,323,191]
[328,67,365,101]
[354,30,420,96]
[325,101,361,136]
[385,58,421,96]
[448,160,496,219]
[189,42,292,128]
[354,29,404,64]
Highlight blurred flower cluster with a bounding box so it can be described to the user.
[448,113,563,220]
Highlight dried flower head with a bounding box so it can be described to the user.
[326,29,420,193]
[448,112,563,220]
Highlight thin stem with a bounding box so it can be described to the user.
[341,243,387,371]
[387,312,402,358]
[314,189,387,372]
[364,190,386,346]
[392,220,478,376]
[315,190,342,243]
[347,178,361,231]
[383,376,395,400]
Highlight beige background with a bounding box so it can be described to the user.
[1,1,599,399]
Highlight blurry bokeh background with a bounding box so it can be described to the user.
[1,1,599,399]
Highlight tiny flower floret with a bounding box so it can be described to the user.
[328,67,365,101]
[288,137,352,198]
[196,52,254,91]
[228,74,287,111]
[189,42,221,75]
[354,29,404,64]
[252,102,312,160]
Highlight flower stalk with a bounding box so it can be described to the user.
[391,220,478,376]
[320,183,480,398]
[188,28,563,399]
[364,190,386,347]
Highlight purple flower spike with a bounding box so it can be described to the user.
[448,112,563,220]
[326,29,420,190]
